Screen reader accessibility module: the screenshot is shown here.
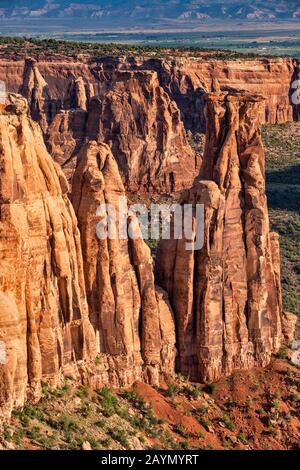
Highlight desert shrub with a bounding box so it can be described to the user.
[238,432,248,444]
[222,415,235,431]
[183,385,202,399]
[99,387,119,417]
[174,424,189,439]
[205,383,218,395]
[76,384,89,399]
[277,347,288,360]
[198,417,210,431]
[121,390,147,411]
[108,427,130,449]
[166,383,180,398]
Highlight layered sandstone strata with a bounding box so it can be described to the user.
[14,60,198,192]
[83,71,198,193]
[0,56,299,136]
[156,91,293,382]
[72,140,176,386]
[0,94,176,418]
[0,94,95,418]
[140,57,300,132]
[49,70,197,192]
[20,58,54,134]
[1,56,298,188]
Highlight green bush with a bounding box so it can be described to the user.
[205,383,218,395]
[107,427,130,449]
[222,415,235,431]
[99,387,119,417]
[174,424,189,439]
[76,384,89,399]
[166,383,180,398]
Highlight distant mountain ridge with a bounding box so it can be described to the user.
[0,1,300,26]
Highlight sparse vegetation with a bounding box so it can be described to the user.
[166,383,180,398]
[198,417,211,432]
[183,385,202,399]
[174,424,189,438]
[98,387,119,417]
[0,36,262,61]
[262,123,300,328]
[222,414,235,431]
[107,427,130,449]
[205,383,218,395]
[277,347,289,360]
[238,432,248,444]
[1,359,299,451]
[76,384,89,400]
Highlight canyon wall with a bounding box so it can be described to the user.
[156,90,295,382]
[0,94,95,417]
[0,94,176,419]
[0,59,200,193]
[48,69,198,192]
[0,56,299,137]
[139,57,300,132]
[72,140,176,387]
[0,54,297,415]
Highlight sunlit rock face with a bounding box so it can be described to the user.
[156,91,289,382]
[0,94,95,418]
[16,60,198,193]
[1,56,298,188]
[0,96,176,418]
[72,140,176,387]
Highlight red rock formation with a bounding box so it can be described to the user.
[20,58,53,133]
[0,94,95,418]
[46,108,87,181]
[84,70,198,193]
[47,70,198,192]
[72,140,176,387]
[1,56,298,185]
[0,95,176,417]
[156,91,289,382]
[142,57,300,132]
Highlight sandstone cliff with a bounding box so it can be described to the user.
[139,57,300,132]
[83,71,198,193]
[9,60,199,193]
[20,58,53,134]
[51,70,197,192]
[0,94,95,418]
[0,56,298,136]
[72,141,176,387]
[0,55,296,417]
[0,56,299,189]
[0,94,176,418]
[156,91,295,382]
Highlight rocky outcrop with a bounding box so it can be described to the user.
[156,91,287,382]
[0,94,95,418]
[84,71,198,193]
[142,57,300,132]
[1,56,299,185]
[20,58,53,134]
[33,67,197,192]
[46,108,87,182]
[47,70,198,192]
[72,140,176,387]
[0,95,177,417]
